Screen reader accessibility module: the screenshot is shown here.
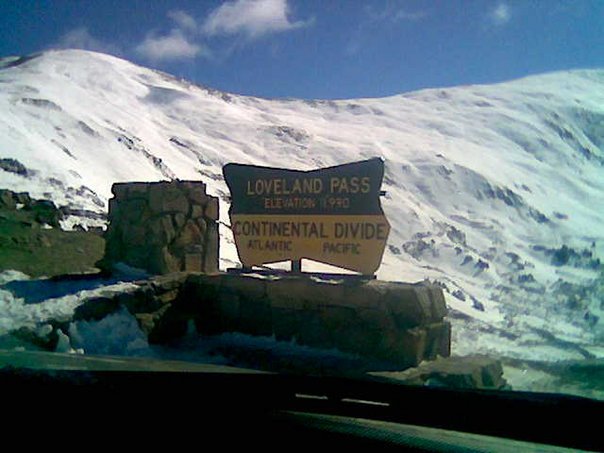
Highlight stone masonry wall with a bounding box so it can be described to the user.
[182,274,450,368]
[99,181,219,274]
[75,273,450,369]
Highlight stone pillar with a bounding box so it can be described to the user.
[98,180,219,274]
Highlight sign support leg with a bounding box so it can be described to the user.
[291,259,302,274]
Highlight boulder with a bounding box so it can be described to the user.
[0,190,16,210]
[27,199,62,227]
[371,355,508,390]
[137,304,189,343]
[73,295,122,321]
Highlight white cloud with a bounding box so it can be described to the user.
[167,10,198,32]
[52,27,121,55]
[365,4,428,23]
[202,0,309,38]
[393,9,428,22]
[345,5,428,57]
[135,30,207,62]
[490,2,511,26]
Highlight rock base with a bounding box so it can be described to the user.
[74,272,451,369]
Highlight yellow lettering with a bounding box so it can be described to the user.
[330,177,339,193]
[313,178,323,194]
[339,178,348,193]
[292,179,302,194]
[361,177,370,193]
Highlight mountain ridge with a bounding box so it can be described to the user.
[1,49,603,362]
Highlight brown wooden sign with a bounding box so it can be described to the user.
[223,158,390,275]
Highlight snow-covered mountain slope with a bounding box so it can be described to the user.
[1,49,603,361]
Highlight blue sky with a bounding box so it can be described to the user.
[1,0,603,99]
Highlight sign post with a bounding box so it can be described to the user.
[223,158,390,276]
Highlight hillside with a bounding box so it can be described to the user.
[1,49,603,363]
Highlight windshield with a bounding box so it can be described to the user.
[0,0,602,405]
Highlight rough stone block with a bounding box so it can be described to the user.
[204,197,219,220]
[203,222,219,273]
[238,296,272,336]
[146,305,189,344]
[268,278,346,311]
[175,220,203,248]
[195,217,207,236]
[384,284,435,329]
[426,286,448,320]
[73,296,121,321]
[267,279,311,309]
[147,246,180,274]
[14,192,31,206]
[182,182,207,204]
[173,212,186,229]
[425,320,451,358]
[191,204,204,219]
[342,282,390,309]
[371,355,507,390]
[220,274,267,300]
[116,286,162,314]
[335,323,383,358]
[147,216,176,245]
[184,253,203,272]
[0,190,17,210]
[127,183,150,199]
[148,183,189,214]
[107,198,120,217]
[399,326,428,368]
[216,291,241,330]
[271,307,299,341]
[296,312,334,348]
[123,245,150,269]
[111,183,129,198]
[149,272,190,292]
[357,307,396,332]
[122,224,146,246]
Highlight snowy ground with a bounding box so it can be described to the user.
[1,50,603,396]
[0,270,602,399]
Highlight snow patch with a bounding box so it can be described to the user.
[0,271,138,335]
